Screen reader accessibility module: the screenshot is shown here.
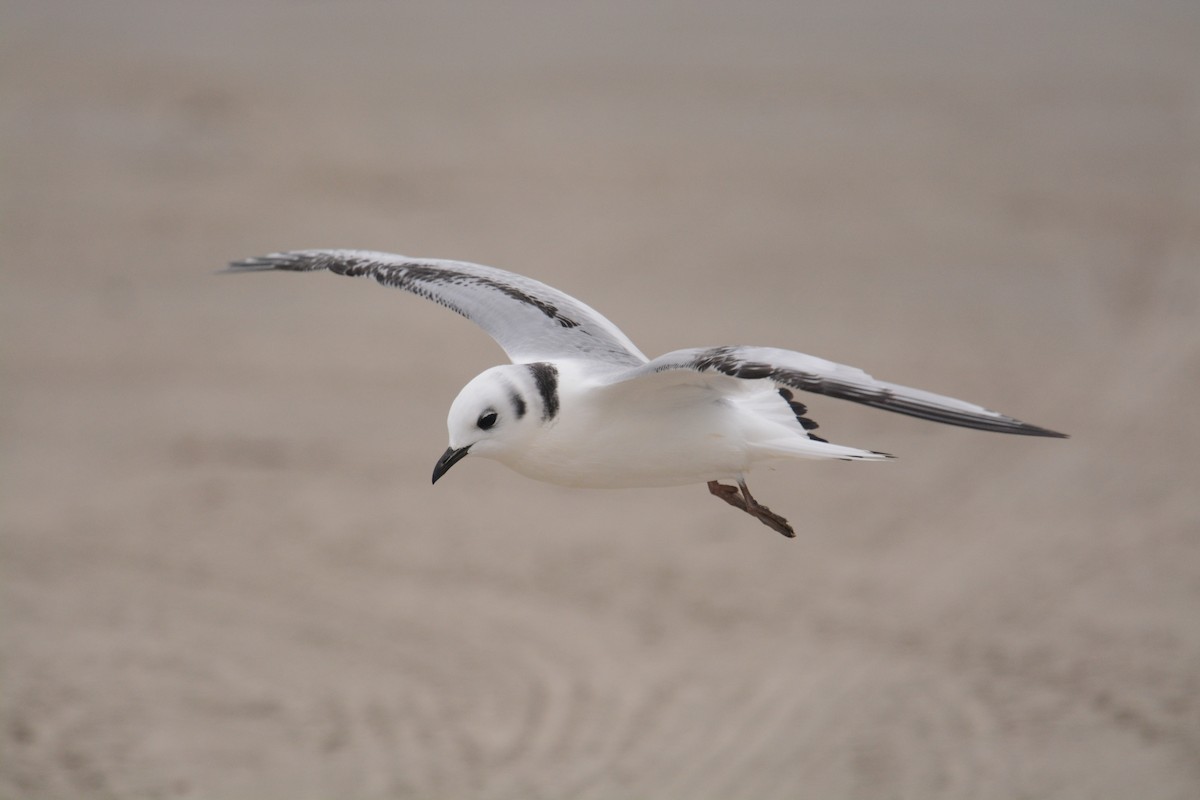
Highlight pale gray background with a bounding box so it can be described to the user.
[3,1,1199,798]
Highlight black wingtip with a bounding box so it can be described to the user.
[223,251,360,277]
[970,419,1069,438]
[1009,422,1070,439]
[857,396,1069,439]
[219,264,263,275]
[223,254,291,273]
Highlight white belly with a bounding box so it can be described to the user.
[503,390,756,488]
[483,363,881,488]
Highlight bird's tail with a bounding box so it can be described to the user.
[736,387,893,462]
[754,436,893,462]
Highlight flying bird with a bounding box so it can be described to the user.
[228,250,1065,537]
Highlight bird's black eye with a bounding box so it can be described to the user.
[477,410,498,430]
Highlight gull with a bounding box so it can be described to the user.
[228,250,1066,537]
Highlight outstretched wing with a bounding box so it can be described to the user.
[600,345,1067,437]
[227,250,648,366]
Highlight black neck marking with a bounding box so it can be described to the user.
[527,363,560,421]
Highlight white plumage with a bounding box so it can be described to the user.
[229,250,1065,537]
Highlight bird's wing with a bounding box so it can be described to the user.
[227,250,648,366]
[598,345,1067,437]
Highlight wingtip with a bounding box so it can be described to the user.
[1013,422,1070,438]
[951,409,1069,438]
[222,250,352,275]
[224,254,286,273]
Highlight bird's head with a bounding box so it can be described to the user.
[432,364,549,484]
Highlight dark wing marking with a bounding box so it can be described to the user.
[778,387,827,441]
[602,346,1068,437]
[227,250,647,366]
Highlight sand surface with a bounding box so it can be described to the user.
[3,1,1199,798]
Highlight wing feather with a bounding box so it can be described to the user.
[601,345,1067,437]
[227,250,648,366]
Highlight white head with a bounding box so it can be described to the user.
[431,362,559,483]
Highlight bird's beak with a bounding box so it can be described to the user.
[431,445,471,484]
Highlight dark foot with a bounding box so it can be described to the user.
[707,480,795,538]
[708,480,748,511]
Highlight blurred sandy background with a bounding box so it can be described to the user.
[3,1,1199,798]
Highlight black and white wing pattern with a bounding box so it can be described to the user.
[601,345,1067,437]
[227,250,648,366]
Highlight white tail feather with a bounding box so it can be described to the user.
[756,437,893,462]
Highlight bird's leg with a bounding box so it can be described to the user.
[738,479,795,538]
[707,480,796,538]
[738,480,796,537]
[708,480,749,511]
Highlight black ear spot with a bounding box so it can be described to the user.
[477,409,498,430]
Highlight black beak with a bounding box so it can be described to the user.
[431,445,471,484]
